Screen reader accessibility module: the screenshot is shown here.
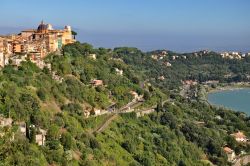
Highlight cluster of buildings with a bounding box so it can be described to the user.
[223,131,249,162]
[192,50,250,60]
[193,50,211,57]
[84,108,109,118]
[223,147,236,162]
[151,50,190,68]
[150,49,250,63]
[151,50,168,60]
[220,52,247,60]
[182,80,198,86]
[0,115,46,146]
[172,55,187,60]
[150,51,173,68]
[0,21,76,68]
[130,91,143,102]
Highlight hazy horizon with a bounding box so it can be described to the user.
[1,0,250,52]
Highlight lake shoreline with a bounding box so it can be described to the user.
[205,83,250,115]
[197,82,250,105]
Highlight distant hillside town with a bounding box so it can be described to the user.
[0,21,76,67]
[151,50,250,62]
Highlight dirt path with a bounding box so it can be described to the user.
[97,114,118,132]
[95,114,118,133]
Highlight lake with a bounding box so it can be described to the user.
[208,88,250,115]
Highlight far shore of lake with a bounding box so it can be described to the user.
[207,82,250,94]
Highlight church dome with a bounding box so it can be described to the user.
[37,21,48,33]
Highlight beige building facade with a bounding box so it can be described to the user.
[0,21,76,67]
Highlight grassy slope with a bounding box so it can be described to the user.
[92,114,209,166]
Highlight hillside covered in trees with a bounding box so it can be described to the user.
[0,42,250,166]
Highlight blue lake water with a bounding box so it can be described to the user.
[208,88,250,115]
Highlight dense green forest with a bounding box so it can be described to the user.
[0,42,250,165]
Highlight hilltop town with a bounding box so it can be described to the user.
[0,21,75,68]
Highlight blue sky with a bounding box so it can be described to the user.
[1,0,250,52]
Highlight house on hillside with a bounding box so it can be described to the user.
[130,91,139,102]
[52,71,63,83]
[94,109,101,116]
[151,55,158,60]
[0,116,13,127]
[223,147,236,162]
[115,68,123,76]
[136,109,155,117]
[215,115,222,120]
[93,109,108,116]
[164,62,172,67]
[91,79,103,86]
[16,122,26,136]
[203,80,219,85]
[89,54,96,60]
[35,128,47,146]
[182,80,198,86]
[161,51,167,55]
[158,76,165,81]
[231,131,248,142]
[172,55,179,60]
[84,111,90,118]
